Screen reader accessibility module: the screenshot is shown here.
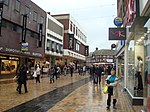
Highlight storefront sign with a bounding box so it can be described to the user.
[114,17,123,26]
[6,48,20,53]
[21,42,28,52]
[0,46,42,57]
[109,27,126,40]
[32,52,42,57]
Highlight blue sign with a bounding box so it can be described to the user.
[114,17,123,26]
[21,42,28,52]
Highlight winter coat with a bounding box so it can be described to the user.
[18,66,27,84]
[105,75,119,99]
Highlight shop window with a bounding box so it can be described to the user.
[1,60,18,75]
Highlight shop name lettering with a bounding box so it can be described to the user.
[0,47,42,57]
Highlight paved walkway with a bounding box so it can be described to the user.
[0,73,143,112]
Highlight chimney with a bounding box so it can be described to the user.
[96,47,98,50]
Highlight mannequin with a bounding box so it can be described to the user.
[134,56,143,91]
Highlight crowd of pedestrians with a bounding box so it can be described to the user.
[14,62,89,94]
[14,62,123,111]
[89,64,123,110]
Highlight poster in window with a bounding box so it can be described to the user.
[68,34,74,49]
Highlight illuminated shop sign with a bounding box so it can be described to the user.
[21,42,28,52]
[109,27,126,40]
[114,17,123,27]
[0,46,42,57]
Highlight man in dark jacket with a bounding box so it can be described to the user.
[17,64,28,94]
[94,64,102,84]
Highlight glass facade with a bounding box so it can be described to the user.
[127,39,135,96]
[127,32,149,98]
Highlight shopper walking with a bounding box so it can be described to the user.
[105,69,120,110]
[17,64,28,94]
[70,64,74,77]
[49,66,55,83]
[35,65,41,83]
[63,65,67,76]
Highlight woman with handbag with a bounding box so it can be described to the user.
[105,69,121,110]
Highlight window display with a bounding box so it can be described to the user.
[1,60,18,74]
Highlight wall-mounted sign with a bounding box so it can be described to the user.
[0,46,43,57]
[22,14,27,42]
[38,24,43,47]
[85,46,89,56]
[21,42,28,52]
[109,27,126,40]
[68,34,74,49]
[114,17,123,26]
[111,44,116,48]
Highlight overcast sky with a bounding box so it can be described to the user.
[31,0,117,52]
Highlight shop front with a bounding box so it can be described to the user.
[0,47,44,79]
[125,27,149,105]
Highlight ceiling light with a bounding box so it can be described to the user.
[141,36,144,39]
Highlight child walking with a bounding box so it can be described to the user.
[105,69,121,110]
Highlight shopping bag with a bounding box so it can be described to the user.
[33,71,37,77]
[103,85,108,94]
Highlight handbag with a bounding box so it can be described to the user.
[33,71,37,77]
[103,85,108,94]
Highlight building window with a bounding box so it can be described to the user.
[33,11,37,22]
[15,0,20,12]
[46,39,51,51]
[40,16,44,24]
[25,6,30,15]
[76,42,80,51]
